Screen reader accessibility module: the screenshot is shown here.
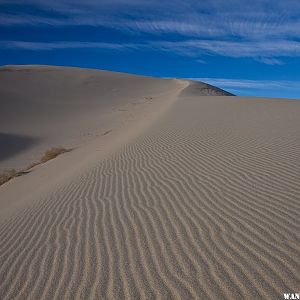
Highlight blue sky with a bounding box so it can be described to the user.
[1,0,300,98]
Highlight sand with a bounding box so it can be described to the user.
[0,66,299,299]
[0,65,186,171]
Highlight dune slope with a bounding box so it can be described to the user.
[0,65,180,171]
[0,66,299,300]
[0,65,231,172]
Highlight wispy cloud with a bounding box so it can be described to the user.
[0,40,135,50]
[191,78,300,90]
[255,58,284,65]
[2,39,300,61]
[190,78,300,98]
[1,0,300,38]
[1,0,300,64]
[153,39,300,58]
[0,14,69,26]
[195,59,206,64]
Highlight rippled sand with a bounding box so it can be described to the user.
[0,66,299,299]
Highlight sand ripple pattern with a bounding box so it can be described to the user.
[0,95,300,299]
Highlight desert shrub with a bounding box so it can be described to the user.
[25,161,40,171]
[0,169,18,186]
[0,147,71,186]
[40,147,70,163]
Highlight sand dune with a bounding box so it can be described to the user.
[0,66,299,299]
[0,65,186,171]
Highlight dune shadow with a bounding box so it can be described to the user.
[0,133,39,162]
[181,81,234,96]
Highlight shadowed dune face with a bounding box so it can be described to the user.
[181,81,234,96]
[0,133,38,162]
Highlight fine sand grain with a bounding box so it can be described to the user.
[0,66,299,299]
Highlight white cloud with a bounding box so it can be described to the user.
[0,14,69,26]
[255,58,284,65]
[190,77,300,98]
[2,39,300,62]
[0,40,134,50]
[1,0,300,40]
[1,0,300,64]
[195,59,206,64]
[152,39,300,59]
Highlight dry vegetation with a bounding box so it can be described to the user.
[0,147,71,186]
[0,169,18,186]
[40,147,71,163]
